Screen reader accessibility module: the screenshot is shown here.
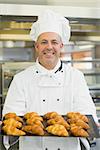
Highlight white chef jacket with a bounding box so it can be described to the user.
[3,59,98,150]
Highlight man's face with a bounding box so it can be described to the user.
[35,32,63,69]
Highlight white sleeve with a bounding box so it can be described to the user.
[73,70,98,123]
[80,138,90,150]
[3,75,26,116]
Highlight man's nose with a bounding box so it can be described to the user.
[47,42,53,49]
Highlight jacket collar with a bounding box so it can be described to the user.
[36,58,62,75]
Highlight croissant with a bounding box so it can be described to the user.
[67,119,89,129]
[2,125,26,136]
[67,112,89,123]
[79,115,89,123]
[26,116,43,122]
[4,112,23,123]
[70,124,89,137]
[4,112,16,118]
[3,118,22,128]
[15,116,23,123]
[47,118,70,130]
[26,119,44,128]
[75,120,89,129]
[67,118,78,124]
[47,115,62,123]
[22,125,44,135]
[67,112,80,117]
[46,124,69,137]
[31,125,44,135]
[44,112,59,120]
[24,112,39,119]
[22,125,32,133]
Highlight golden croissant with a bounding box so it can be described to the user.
[3,118,22,128]
[26,116,43,122]
[75,120,89,129]
[26,119,44,128]
[22,125,44,135]
[4,112,17,118]
[67,112,89,123]
[24,112,39,119]
[2,125,26,136]
[44,112,59,119]
[70,124,89,137]
[67,112,80,118]
[47,118,70,130]
[79,115,89,123]
[67,119,89,129]
[46,124,69,137]
[4,112,23,123]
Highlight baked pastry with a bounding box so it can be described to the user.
[75,120,89,129]
[2,118,25,136]
[24,112,44,129]
[22,125,44,135]
[70,124,89,137]
[67,112,89,123]
[3,118,22,128]
[44,112,59,119]
[4,112,16,118]
[67,119,89,129]
[26,119,44,128]
[24,112,39,119]
[2,125,26,136]
[47,118,70,130]
[26,116,43,122]
[46,124,69,137]
[4,112,23,123]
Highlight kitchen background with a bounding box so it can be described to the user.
[0,0,100,150]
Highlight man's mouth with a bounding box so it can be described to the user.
[43,52,55,55]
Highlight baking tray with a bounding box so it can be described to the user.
[85,115,100,138]
[0,115,100,138]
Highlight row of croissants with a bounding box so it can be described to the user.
[2,111,90,137]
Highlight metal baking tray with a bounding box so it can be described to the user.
[85,115,100,138]
[0,115,100,138]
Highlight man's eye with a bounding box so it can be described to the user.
[52,42,58,44]
[41,41,47,44]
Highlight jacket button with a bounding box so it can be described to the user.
[57,99,60,101]
[57,148,60,150]
[43,99,45,102]
[45,148,48,150]
[36,71,38,73]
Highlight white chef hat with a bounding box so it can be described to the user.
[30,9,71,44]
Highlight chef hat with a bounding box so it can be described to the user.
[30,9,71,44]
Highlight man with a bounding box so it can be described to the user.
[3,9,98,150]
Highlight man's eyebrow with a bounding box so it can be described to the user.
[52,39,59,41]
[41,39,59,41]
[41,39,47,41]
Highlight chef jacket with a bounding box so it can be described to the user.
[3,59,98,150]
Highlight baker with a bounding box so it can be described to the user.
[3,9,98,150]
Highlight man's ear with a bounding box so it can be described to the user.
[60,43,64,49]
[35,42,38,52]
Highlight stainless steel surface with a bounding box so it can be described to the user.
[0,3,100,18]
[1,62,34,99]
[0,15,100,42]
[0,3,100,42]
[0,0,100,8]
